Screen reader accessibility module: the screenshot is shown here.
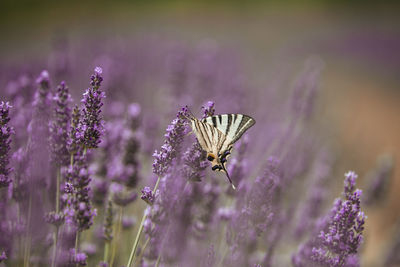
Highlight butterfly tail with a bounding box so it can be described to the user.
[221,164,236,190]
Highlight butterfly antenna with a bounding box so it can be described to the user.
[221,164,236,190]
[186,107,196,119]
[180,107,194,121]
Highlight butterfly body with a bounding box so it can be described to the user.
[188,113,255,189]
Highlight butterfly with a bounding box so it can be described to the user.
[187,113,255,189]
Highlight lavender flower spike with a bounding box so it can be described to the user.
[64,152,97,232]
[152,106,188,176]
[80,67,105,149]
[0,101,13,188]
[49,81,72,166]
[292,171,366,267]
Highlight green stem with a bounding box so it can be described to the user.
[51,226,60,267]
[155,254,161,267]
[104,242,110,263]
[51,168,61,267]
[135,237,150,265]
[24,191,33,267]
[110,207,123,267]
[75,231,80,267]
[70,154,74,167]
[56,169,61,213]
[126,177,161,267]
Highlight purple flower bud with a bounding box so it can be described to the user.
[0,251,7,262]
[141,186,156,205]
[35,70,50,85]
[201,101,215,118]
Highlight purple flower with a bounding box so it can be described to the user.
[68,105,82,155]
[0,102,13,188]
[141,186,156,205]
[44,211,65,227]
[182,142,208,182]
[49,81,72,166]
[152,106,188,177]
[79,67,105,149]
[293,171,366,267]
[69,248,87,266]
[202,101,215,118]
[64,152,96,232]
[35,70,50,85]
[0,251,6,262]
[122,215,136,229]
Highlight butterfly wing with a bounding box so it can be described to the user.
[190,117,225,154]
[202,114,255,153]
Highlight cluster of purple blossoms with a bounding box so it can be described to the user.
[293,171,365,267]
[64,152,97,232]
[0,102,13,188]
[152,106,189,177]
[78,67,106,150]
[49,81,72,167]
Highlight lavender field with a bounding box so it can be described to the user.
[0,1,399,267]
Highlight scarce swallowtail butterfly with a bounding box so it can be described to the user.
[187,113,255,190]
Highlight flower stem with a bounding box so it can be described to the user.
[23,191,33,267]
[75,231,80,267]
[51,227,60,267]
[155,254,161,267]
[70,154,74,168]
[110,207,123,267]
[51,168,61,267]
[104,242,110,263]
[135,237,150,265]
[126,176,161,267]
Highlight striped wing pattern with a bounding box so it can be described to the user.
[190,117,226,153]
[189,113,255,189]
[202,114,255,153]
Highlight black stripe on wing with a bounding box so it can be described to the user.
[230,114,255,144]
